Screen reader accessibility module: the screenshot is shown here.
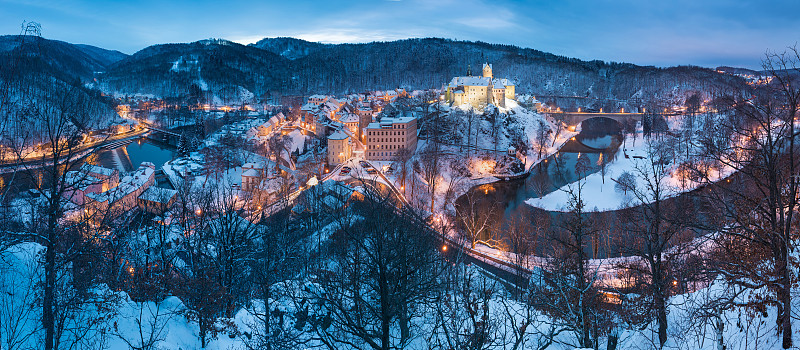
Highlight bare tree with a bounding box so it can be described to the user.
[614,171,636,197]
[6,78,115,349]
[207,189,258,317]
[114,301,178,350]
[392,148,413,192]
[0,245,41,350]
[689,47,800,349]
[304,193,443,350]
[456,189,496,249]
[173,185,224,348]
[430,263,503,350]
[532,184,606,349]
[615,138,694,348]
[420,141,443,213]
[244,209,309,350]
[535,119,550,159]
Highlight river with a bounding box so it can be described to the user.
[455,117,625,257]
[93,138,175,173]
[1,137,176,196]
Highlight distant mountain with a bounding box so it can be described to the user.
[0,35,128,81]
[716,66,763,76]
[100,38,288,103]
[250,37,328,60]
[0,35,123,140]
[99,37,751,109]
[716,65,800,78]
[75,44,128,68]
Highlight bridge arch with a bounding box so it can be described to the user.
[549,112,641,130]
[576,116,628,133]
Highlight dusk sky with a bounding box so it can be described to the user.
[1,0,798,69]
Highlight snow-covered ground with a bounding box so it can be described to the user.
[352,101,577,215]
[1,240,793,350]
[527,115,733,212]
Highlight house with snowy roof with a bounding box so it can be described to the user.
[444,63,515,108]
[300,103,320,131]
[327,130,352,166]
[340,113,361,138]
[307,94,329,105]
[85,162,156,218]
[241,162,266,192]
[247,114,283,139]
[62,164,120,206]
[138,186,178,215]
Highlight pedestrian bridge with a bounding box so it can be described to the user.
[547,112,643,128]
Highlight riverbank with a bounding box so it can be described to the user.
[0,128,150,173]
[527,132,734,212]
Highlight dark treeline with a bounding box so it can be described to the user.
[100,38,751,102]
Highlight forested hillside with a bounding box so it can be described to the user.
[0,35,127,81]
[0,33,124,142]
[99,39,287,102]
[100,37,751,104]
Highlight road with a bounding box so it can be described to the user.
[326,155,531,288]
[0,127,149,170]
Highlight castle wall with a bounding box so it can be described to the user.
[505,85,515,100]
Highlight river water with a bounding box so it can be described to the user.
[1,137,176,196]
[455,118,624,256]
[93,138,175,173]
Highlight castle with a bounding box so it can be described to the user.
[444,63,515,108]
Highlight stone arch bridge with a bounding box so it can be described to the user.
[547,112,643,128]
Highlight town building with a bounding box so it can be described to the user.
[340,112,361,138]
[357,107,375,142]
[307,94,329,105]
[138,186,178,214]
[444,63,515,108]
[364,115,418,161]
[368,89,407,104]
[241,162,266,192]
[301,98,344,135]
[327,130,352,165]
[246,113,283,139]
[63,164,120,206]
[85,162,156,217]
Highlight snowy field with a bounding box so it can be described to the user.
[0,240,792,350]
[528,115,733,212]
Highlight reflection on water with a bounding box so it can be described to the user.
[455,117,623,256]
[0,138,176,196]
[94,139,175,172]
[580,135,614,149]
[464,133,622,219]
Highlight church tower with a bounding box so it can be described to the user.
[482,63,493,79]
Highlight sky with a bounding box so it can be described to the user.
[1,0,798,70]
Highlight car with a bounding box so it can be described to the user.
[359,160,370,168]
[366,168,378,175]
[339,166,352,175]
